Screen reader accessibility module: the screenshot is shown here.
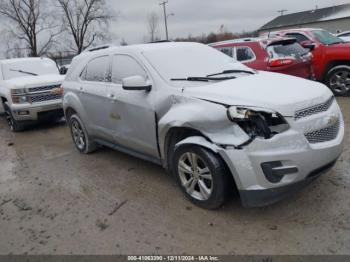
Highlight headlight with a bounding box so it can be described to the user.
[227,106,289,139]
[227,106,256,121]
[11,89,29,104]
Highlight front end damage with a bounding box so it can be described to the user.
[158,94,344,208]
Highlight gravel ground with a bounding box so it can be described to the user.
[0,98,349,255]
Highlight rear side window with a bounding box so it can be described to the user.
[285,33,309,43]
[235,47,255,62]
[267,42,308,59]
[82,56,110,82]
[111,55,147,84]
[218,47,234,57]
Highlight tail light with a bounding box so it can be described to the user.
[268,58,295,67]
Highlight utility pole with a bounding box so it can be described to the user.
[277,9,288,16]
[160,1,169,40]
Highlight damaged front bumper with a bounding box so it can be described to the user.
[217,120,344,207]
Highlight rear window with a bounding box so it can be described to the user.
[266,42,308,59]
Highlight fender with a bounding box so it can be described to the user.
[63,91,88,124]
[175,136,220,153]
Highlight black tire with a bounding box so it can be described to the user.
[3,103,24,132]
[172,144,231,209]
[68,114,98,154]
[325,65,350,96]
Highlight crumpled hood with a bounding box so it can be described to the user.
[184,71,333,117]
[4,74,65,88]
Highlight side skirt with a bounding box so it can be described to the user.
[94,138,162,166]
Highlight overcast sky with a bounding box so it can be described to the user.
[109,0,350,44]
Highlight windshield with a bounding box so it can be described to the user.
[142,43,252,85]
[2,58,59,80]
[312,30,344,45]
[267,42,309,59]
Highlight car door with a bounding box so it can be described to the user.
[79,55,112,140]
[105,54,158,158]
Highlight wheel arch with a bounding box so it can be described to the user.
[323,61,350,81]
[163,127,238,193]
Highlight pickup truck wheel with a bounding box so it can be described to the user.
[326,66,350,96]
[173,144,230,209]
[68,114,97,154]
[3,104,24,132]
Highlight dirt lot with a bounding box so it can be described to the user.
[0,98,349,255]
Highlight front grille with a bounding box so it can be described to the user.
[305,119,340,144]
[30,93,62,103]
[28,85,60,93]
[295,96,334,120]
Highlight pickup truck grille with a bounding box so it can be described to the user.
[28,85,61,93]
[295,96,334,120]
[304,119,340,144]
[27,84,62,104]
[30,93,62,103]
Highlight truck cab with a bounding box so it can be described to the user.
[271,28,350,96]
[0,57,65,131]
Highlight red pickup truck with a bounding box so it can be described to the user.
[271,28,350,96]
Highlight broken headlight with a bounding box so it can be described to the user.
[227,106,289,139]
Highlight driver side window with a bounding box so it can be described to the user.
[111,55,147,84]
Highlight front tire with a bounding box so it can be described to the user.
[325,66,350,96]
[172,144,231,209]
[3,103,24,132]
[68,114,98,154]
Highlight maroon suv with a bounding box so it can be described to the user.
[210,37,314,80]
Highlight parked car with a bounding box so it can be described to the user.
[0,57,65,131]
[63,42,344,209]
[269,28,350,96]
[337,31,350,42]
[210,37,314,80]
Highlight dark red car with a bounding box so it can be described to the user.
[210,37,314,80]
[268,28,350,96]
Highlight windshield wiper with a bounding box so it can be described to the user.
[171,76,237,82]
[207,69,255,77]
[9,69,38,76]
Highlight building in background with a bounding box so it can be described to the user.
[259,3,350,35]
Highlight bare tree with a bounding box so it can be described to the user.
[56,0,113,54]
[147,12,160,42]
[0,0,61,57]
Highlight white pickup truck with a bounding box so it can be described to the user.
[0,57,65,131]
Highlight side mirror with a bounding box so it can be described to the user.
[122,75,152,92]
[300,41,316,51]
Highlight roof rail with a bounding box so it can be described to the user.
[149,40,172,43]
[83,45,112,53]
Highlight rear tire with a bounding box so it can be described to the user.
[68,114,98,154]
[325,66,350,96]
[172,144,231,209]
[3,103,24,132]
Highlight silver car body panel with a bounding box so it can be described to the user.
[63,42,344,206]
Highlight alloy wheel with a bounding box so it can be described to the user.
[178,152,213,201]
[329,70,350,95]
[5,110,14,131]
[71,119,86,151]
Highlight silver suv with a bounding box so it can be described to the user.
[63,43,344,209]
